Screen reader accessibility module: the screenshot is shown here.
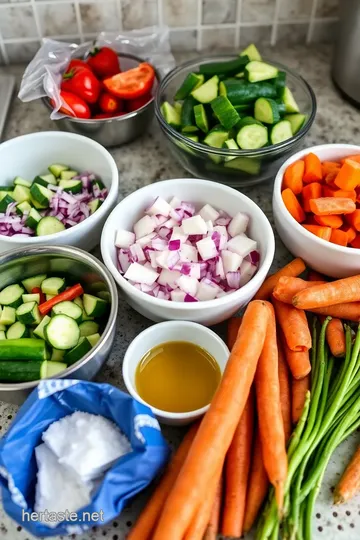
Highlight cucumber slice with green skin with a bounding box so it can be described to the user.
[174,101,182,114]
[0,338,49,361]
[276,100,286,116]
[22,293,40,304]
[0,284,25,308]
[79,320,99,337]
[199,56,249,77]
[194,104,209,133]
[0,324,6,332]
[174,72,204,100]
[183,134,199,142]
[33,174,57,188]
[98,290,111,302]
[36,216,65,236]
[211,96,240,130]
[51,348,65,362]
[22,274,47,293]
[25,207,42,230]
[92,179,105,190]
[245,61,278,83]
[224,156,261,175]
[204,126,230,149]
[0,360,43,382]
[219,80,277,105]
[161,102,181,128]
[240,43,262,62]
[16,201,32,216]
[273,71,286,91]
[41,277,66,296]
[33,315,51,339]
[30,194,47,210]
[237,123,268,150]
[0,307,15,326]
[12,185,30,203]
[222,138,239,161]
[191,75,219,104]
[14,177,32,188]
[281,86,300,113]
[0,331,6,340]
[7,321,28,339]
[0,194,16,213]
[64,337,92,366]
[270,120,293,144]
[254,98,281,124]
[237,116,264,127]
[87,333,101,347]
[52,301,83,323]
[83,293,108,317]
[181,96,197,132]
[235,72,244,78]
[46,294,55,301]
[285,113,306,135]
[48,164,68,178]
[181,126,198,135]
[60,170,78,181]
[88,199,102,214]
[30,183,53,208]
[45,314,80,350]
[42,361,67,379]
[58,179,82,194]
[74,297,94,321]
[16,301,41,325]
[0,186,13,192]
[234,103,251,113]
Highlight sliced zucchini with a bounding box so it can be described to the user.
[33,315,51,339]
[29,183,53,208]
[41,277,66,296]
[194,104,209,133]
[211,96,240,130]
[240,43,262,62]
[79,320,99,337]
[254,98,281,124]
[14,177,32,188]
[0,194,16,213]
[0,283,25,308]
[0,306,16,326]
[48,164,68,177]
[245,61,278,83]
[83,293,108,317]
[16,201,32,216]
[281,86,300,113]
[7,321,28,340]
[36,216,65,236]
[161,102,181,129]
[52,301,83,323]
[285,113,306,134]
[270,120,293,144]
[22,274,47,293]
[191,75,219,104]
[174,72,204,100]
[44,314,80,350]
[16,301,41,325]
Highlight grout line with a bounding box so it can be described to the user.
[2,35,81,44]
[157,0,163,26]
[235,0,242,49]
[196,0,202,51]
[271,0,282,45]
[0,29,9,66]
[74,0,85,43]
[116,0,123,31]
[307,0,319,43]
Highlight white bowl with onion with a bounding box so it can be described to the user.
[101,179,275,325]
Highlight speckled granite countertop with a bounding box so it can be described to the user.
[0,44,359,540]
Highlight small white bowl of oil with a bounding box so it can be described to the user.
[122,321,230,426]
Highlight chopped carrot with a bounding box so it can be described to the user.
[303,224,332,241]
[326,318,346,357]
[273,276,326,304]
[254,258,306,301]
[303,152,322,183]
[335,159,360,190]
[323,185,337,198]
[340,154,360,165]
[334,444,360,504]
[293,274,360,309]
[243,430,268,533]
[292,375,310,424]
[302,182,322,212]
[334,189,357,202]
[227,317,242,350]
[309,197,356,216]
[346,209,360,231]
[153,301,269,540]
[282,188,306,223]
[310,303,360,321]
[308,270,326,281]
[341,225,357,243]
[314,214,343,228]
[351,234,360,249]
[255,303,287,513]
[322,161,341,177]
[272,296,311,352]
[324,170,339,186]
[330,228,348,247]
[283,160,304,194]
[204,476,223,540]
[277,337,292,443]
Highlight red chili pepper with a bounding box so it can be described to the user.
[61,66,101,104]
[87,47,120,78]
[31,287,45,304]
[38,283,84,316]
[103,63,155,100]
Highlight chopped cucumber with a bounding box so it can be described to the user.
[1,307,18,326]
[224,156,261,175]
[191,75,219,104]
[211,96,240,130]
[281,86,300,113]
[16,201,32,216]
[0,332,6,340]
[60,170,78,181]
[30,194,47,210]
[240,43,262,62]
[30,183,53,208]
[219,80,277,105]
[0,186,13,192]
[0,360,43,382]
[22,274,47,293]
[0,283,24,308]
[46,294,55,301]
[161,102,181,128]
[87,333,101,347]
[254,98,281,124]
[7,321,28,340]
[14,177,32,188]
[0,194,15,213]
[42,361,67,379]
[0,338,49,361]
[48,164,68,177]
[58,179,82,194]
[204,125,230,148]
[274,71,286,91]
[236,119,268,150]
[79,320,99,337]
[36,216,65,236]
[97,291,111,302]
[88,199,102,214]
[245,61,278,83]
[12,185,30,203]
[25,207,42,230]
[199,56,249,77]
[63,337,92,366]
[16,301,41,325]
[222,138,239,161]
[83,293,108,317]
[33,315,51,339]
[285,113,306,134]
[45,314,80,350]
[33,174,57,188]
[194,104,209,133]
[41,277,66,296]
[52,301,83,323]
[50,348,65,362]
[22,293,40,304]
[270,120,293,144]
[181,96,197,133]
[175,72,204,100]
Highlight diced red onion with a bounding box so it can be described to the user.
[215,217,231,226]
[158,226,171,239]
[168,239,181,251]
[184,294,198,302]
[118,249,131,273]
[226,271,241,289]
[151,237,168,251]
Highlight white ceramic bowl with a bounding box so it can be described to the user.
[0,131,119,252]
[101,178,275,326]
[122,320,230,425]
[273,144,360,278]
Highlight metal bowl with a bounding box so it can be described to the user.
[42,53,159,148]
[0,245,118,405]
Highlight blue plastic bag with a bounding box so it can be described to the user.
[0,379,170,537]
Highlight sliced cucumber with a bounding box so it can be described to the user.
[97,290,111,302]
[50,348,65,362]
[219,79,277,105]
[33,315,51,339]
[14,177,32,188]
[48,164,68,177]
[211,96,240,130]
[175,72,204,100]
[79,320,99,337]
[0,306,15,326]
[12,185,30,203]
[16,201,32,216]
[52,300,82,323]
[224,156,261,175]
[199,56,249,77]
[0,361,43,382]
[25,207,42,230]
[0,283,24,308]
[245,61,278,83]
[236,120,268,150]
[16,301,41,325]
[87,333,101,347]
[183,134,199,142]
[274,71,286,91]
[240,43,262,62]
[88,199,102,214]
[0,324,6,332]
[161,102,181,128]
[181,96,197,133]
[41,277,66,296]
[45,314,80,350]
[191,75,219,104]
[174,101,182,114]
[46,294,55,301]
[194,104,209,133]
[0,338,48,361]
[222,138,239,161]
[83,293,108,317]
[91,179,105,190]
[204,125,230,149]
[63,337,92,366]
[58,179,82,194]
[22,293,40,304]
[254,98,280,124]
[60,170,78,181]
[0,194,16,213]
[33,174,57,188]
[270,120,293,144]
[36,216,65,236]
[30,183,53,208]
[42,361,67,379]
[30,194,47,210]
[7,321,28,339]
[285,113,306,135]
[0,186,13,192]
[281,86,300,113]
[0,331,6,340]
[22,274,47,293]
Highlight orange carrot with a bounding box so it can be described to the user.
[314,214,343,228]
[326,318,346,357]
[282,333,311,380]
[273,276,326,304]
[282,188,306,223]
[292,375,310,424]
[243,431,269,532]
[335,159,360,190]
[309,197,356,216]
[330,228,348,247]
[128,422,199,540]
[341,225,357,244]
[302,224,332,241]
[334,444,360,504]
[283,160,304,194]
[254,258,306,300]
[277,337,292,443]
[323,185,336,197]
[227,317,242,350]
[255,303,287,512]
[308,270,326,281]
[322,161,341,177]
[309,303,360,321]
[302,182,322,212]
[351,234,360,249]
[204,476,223,540]
[324,170,339,186]
[293,274,360,309]
[334,189,357,202]
[346,209,360,231]
[272,297,311,352]
[340,154,360,165]
[303,152,322,183]
[222,392,254,537]
[153,301,269,540]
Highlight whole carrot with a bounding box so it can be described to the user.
[128,422,199,540]
[292,375,310,424]
[222,391,254,537]
[309,303,360,321]
[273,276,326,304]
[334,444,360,504]
[204,476,223,540]
[281,334,311,380]
[254,258,306,300]
[153,301,269,540]
[272,296,312,352]
[277,337,292,443]
[243,431,269,533]
[293,274,360,309]
[255,303,287,513]
[326,318,346,357]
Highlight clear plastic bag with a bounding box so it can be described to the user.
[18,26,175,119]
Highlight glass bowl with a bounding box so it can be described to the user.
[155,55,317,188]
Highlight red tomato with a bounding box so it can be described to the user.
[126,93,152,112]
[67,59,92,72]
[51,91,91,119]
[98,92,124,114]
[103,63,155,100]
[61,66,100,104]
[87,47,120,78]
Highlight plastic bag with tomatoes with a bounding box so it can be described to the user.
[18,27,175,120]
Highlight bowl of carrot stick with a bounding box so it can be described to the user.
[273,143,360,278]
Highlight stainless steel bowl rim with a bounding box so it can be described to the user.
[0,244,118,392]
[155,55,317,157]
